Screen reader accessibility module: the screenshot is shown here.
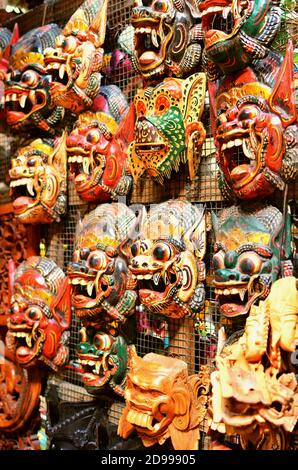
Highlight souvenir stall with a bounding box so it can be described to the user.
[0,0,297,451]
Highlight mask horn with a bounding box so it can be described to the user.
[269,41,297,127]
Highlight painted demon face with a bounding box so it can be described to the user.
[9,135,67,224]
[199,0,283,78]
[68,203,137,326]
[122,200,206,318]
[0,27,14,113]
[131,0,202,79]
[118,348,210,450]
[5,24,64,133]
[67,111,132,202]
[76,328,129,396]
[212,52,297,200]
[6,256,71,370]
[44,0,107,114]
[129,73,206,183]
[212,204,290,318]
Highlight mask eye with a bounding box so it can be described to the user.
[73,250,80,262]
[79,327,87,343]
[238,105,259,121]
[131,243,140,257]
[27,158,36,167]
[26,306,42,321]
[133,0,142,7]
[153,242,172,261]
[155,95,170,115]
[93,333,113,350]
[63,36,78,53]
[152,0,169,12]
[86,129,101,144]
[238,252,262,276]
[87,251,107,270]
[136,101,146,117]
[21,70,39,87]
[213,252,225,270]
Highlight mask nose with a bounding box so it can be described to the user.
[215,269,250,283]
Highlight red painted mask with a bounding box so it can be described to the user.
[6,256,71,370]
[67,110,133,203]
[210,44,297,200]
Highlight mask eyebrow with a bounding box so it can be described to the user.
[236,244,272,257]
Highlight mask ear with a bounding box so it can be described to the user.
[119,206,146,258]
[208,80,218,140]
[50,131,67,180]
[2,23,19,62]
[269,41,297,127]
[50,276,72,331]
[116,102,135,151]
[182,73,206,179]
[8,258,16,308]
[182,207,206,258]
[211,211,219,237]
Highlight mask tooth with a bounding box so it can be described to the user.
[153,273,160,285]
[151,28,159,48]
[27,180,35,196]
[87,281,94,297]
[26,334,32,348]
[83,157,90,174]
[239,288,246,301]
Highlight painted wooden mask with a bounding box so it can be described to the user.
[118,348,210,450]
[129,73,206,183]
[121,200,206,318]
[9,134,67,224]
[131,0,203,79]
[212,203,292,318]
[210,44,297,200]
[5,23,64,133]
[68,203,137,327]
[6,256,71,371]
[76,329,130,397]
[67,97,133,203]
[44,0,107,114]
[199,0,285,79]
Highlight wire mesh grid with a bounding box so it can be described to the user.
[0,0,296,451]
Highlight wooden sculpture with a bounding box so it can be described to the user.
[44,0,108,114]
[212,203,292,318]
[118,347,210,450]
[5,23,63,133]
[209,276,298,450]
[6,256,71,371]
[121,200,206,319]
[128,73,206,183]
[130,0,203,79]
[9,134,67,224]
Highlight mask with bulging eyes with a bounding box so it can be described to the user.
[128,73,206,184]
[209,45,297,201]
[5,23,64,133]
[68,203,137,327]
[9,135,67,224]
[118,347,210,450]
[131,0,203,79]
[44,0,108,114]
[199,0,286,80]
[6,256,71,371]
[212,203,292,318]
[121,200,206,319]
[76,327,130,397]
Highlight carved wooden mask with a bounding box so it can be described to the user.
[131,0,203,79]
[44,0,108,113]
[68,203,137,327]
[212,203,292,318]
[118,348,210,450]
[6,256,71,371]
[121,200,206,318]
[67,108,133,203]
[9,134,67,224]
[128,73,206,183]
[210,44,297,200]
[5,23,64,133]
[210,277,298,449]
[76,329,130,397]
[199,0,285,79]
